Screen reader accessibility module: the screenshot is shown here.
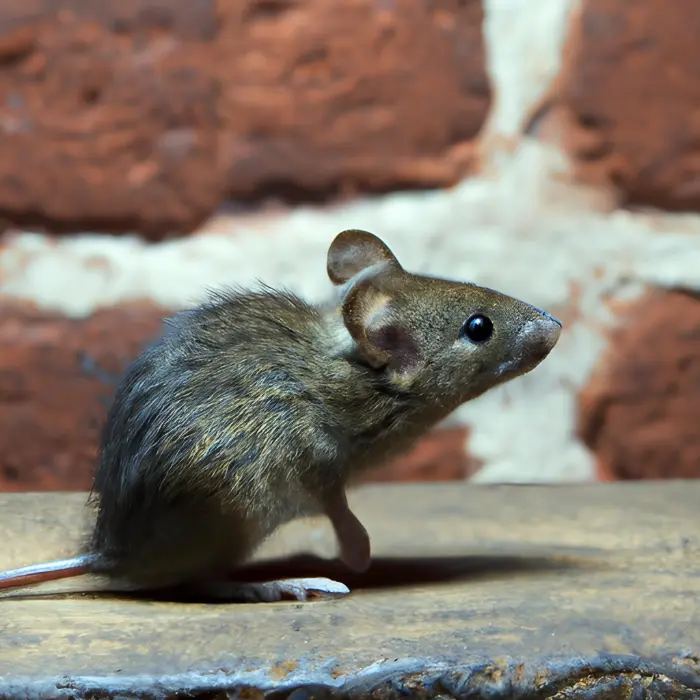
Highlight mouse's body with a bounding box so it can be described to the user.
[91,286,423,590]
[0,230,562,602]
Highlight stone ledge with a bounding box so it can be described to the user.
[0,480,698,698]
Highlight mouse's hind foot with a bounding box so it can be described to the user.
[188,577,350,603]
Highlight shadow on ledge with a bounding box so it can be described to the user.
[82,548,603,604]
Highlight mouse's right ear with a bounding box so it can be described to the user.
[329,230,417,370]
[327,229,402,285]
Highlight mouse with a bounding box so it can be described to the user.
[0,229,562,603]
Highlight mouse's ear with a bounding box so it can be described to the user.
[341,279,421,371]
[327,230,402,285]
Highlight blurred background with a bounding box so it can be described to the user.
[0,0,698,492]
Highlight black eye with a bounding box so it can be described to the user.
[460,314,493,344]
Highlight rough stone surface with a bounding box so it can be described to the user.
[578,290,700,480]
[0,0,489,238]
[0,303,479,491]
[527,0,700,212]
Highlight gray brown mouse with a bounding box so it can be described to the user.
[0,229,562,602]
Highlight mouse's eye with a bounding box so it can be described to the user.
[460,314,493,344]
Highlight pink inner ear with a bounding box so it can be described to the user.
[366,323,421,371]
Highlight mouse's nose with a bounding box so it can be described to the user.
[518,313,562,369]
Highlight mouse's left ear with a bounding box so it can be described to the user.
[327,229,402,285]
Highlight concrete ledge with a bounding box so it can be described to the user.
[0,481,698,699]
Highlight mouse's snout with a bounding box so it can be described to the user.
[483,303,562,384]
[521,311,562,365]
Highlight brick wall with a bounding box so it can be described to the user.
[1,0,699,490]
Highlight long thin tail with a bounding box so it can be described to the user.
[0,554,97,591]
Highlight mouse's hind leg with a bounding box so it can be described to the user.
[183,577,350,603]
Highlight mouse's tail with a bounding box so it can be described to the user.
[0,553,98,591]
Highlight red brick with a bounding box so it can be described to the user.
[0,302,166,491]
[528,0,700,212]
[0,0,490,238]
[362,426,481,483]
[578,290,700,480]
[0,2,223,239]
[216,0,490,199]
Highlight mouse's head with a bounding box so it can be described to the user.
[327,229,562,409]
